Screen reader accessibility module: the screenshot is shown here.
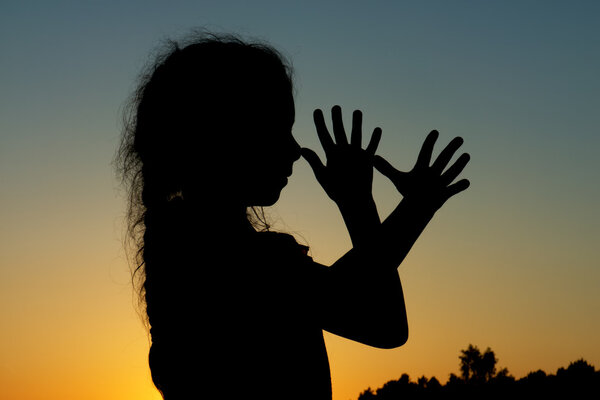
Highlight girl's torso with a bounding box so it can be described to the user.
[146,217,332,399]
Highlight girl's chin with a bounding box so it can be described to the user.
[252,179,288,206]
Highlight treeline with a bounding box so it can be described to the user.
[358,345,599,399]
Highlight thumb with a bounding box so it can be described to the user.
[374,155,398,180]
[375,155,410,194]
[301,148,325,179]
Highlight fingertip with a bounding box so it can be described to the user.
[446,179,471,200]
[457,179,470,192]
[426,130,440,142]
[313,109,326,126]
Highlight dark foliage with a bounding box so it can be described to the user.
[358,345,599,399]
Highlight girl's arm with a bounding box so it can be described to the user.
[319,197,436,348]
[304,111,470,348]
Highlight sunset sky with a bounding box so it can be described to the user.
[1,1,599,399]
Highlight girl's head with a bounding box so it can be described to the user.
[117,32,300,331]
[118,33,300,219]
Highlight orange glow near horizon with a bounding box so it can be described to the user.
[1,218,598,400]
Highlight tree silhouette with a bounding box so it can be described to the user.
[375,374,416,399]
[355,345,599,399]
[357,387,376,400]
[558,358,596,380]
[458,344,497,383]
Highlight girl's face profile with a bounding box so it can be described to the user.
[182,58,298,208]
[238,89,300,206]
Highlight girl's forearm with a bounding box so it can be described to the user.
[376,197,436,268]
[332,197,436,272]
[337,196,381,248]
[322,198,433,347]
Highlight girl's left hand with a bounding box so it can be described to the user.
[374,130,470,212]
[301,105,382,210]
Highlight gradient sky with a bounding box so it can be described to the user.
[1,1,599,399]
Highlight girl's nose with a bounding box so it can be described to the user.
[290,135,301,161]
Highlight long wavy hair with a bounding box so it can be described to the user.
[115,32,294,323]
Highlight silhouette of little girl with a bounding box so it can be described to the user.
[117,33,469,400]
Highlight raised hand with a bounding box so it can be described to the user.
[301,105,381,208]
[374,130,470,211]
[301,105,382,246]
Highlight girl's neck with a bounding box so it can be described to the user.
[184,198,256,235]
